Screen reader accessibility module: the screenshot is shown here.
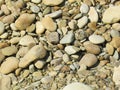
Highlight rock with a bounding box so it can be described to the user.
[41,76,53,84]
[112,23,120,31]
[0,21,5,35]
[19,35,36,46]
[31,0,41,3]
[102,6,120,23]
[0,57,19,74]
[113,65,120,86]
[0,42,9,49]
[22,70,30,78]
[0,75,11,90]
[77,16,88,28]
[32,71,42,81]
[0,32,8,39]
[35,60,45,69]
[50,58,62,66]
[89,34,105,44]
[106,43,114,55]
[54,50,63,58]
[75,29,86,40]
[88,7,98,22]
[0,50,5,64]
[1,46,18,56]
[60,31,74,44]
[46,32,59,44]
[68,20,77,30]
[65,46,80,55]
[79,53,98,67]
[2,15,14,24]
[30,5,40,13]
[26,24,35,32]
[110,30,120,37]
[36,21,45,34]
[15,13,35,30]
[43,0,64,6]
[68,0,76,3]
[84,41,100,54]
[19,44,47,68]
[113,50,119,60]
[63,82,93,90]
[10,37,21,44]
[80,3,89,13]
[1,4,10,15]
[63,54,70,63]
[110,37,120,48]
[41,16,57,31]
[10,23,17,31]
[45,10,62,18]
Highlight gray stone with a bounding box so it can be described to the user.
[77,16,88,28]
[80,3,89,13]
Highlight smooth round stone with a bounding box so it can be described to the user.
[31,0,41,3]
[89,34,105,44]
[79,53,98,67]
[43,0,64,6]
[110,30,120,37]
[30,5,40,13]
[63,82,93,90]
[80,3,89,13]
[0,21,4,35]
[77,16,88,28]
[112,23,120,31]
[36,21,45,34]
[110,37,120,48]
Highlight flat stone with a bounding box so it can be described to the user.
[77,16,88,28]
[84,41,101,54]
[0,21,5,35]
[41,16,57,31]
[19,44,47,68]
[1,46,18,56]
[112,23,120,31]
[102,6,120,23]
[36,21,45,34]
[19,35,36,46]
[35,60,45,69]
[89,34,105,44]
[110,30,120,37]
[43,0,64,6]
[63,82,93,90]
[60,31,74,44]
[110,37,120,48]
[80,3,89,13]
[2,15,14,24]
[88,7,98,22]
[0,57,19,74]
[79,53,98,67]
[30,5,40,13]
[106,43,114,55]
[65,46,80,55]
[15,13,35,30]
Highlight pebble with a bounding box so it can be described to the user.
[19,44,47,68]
[2,15,14,24]
[10,23,17,31]
[88,7,98,22]
[36,21,45,34]
[35,60,45,69]
[0,32,8,39]
[41,76,53,84]
[65,46,80,55]
[54,50,63,58]
[32,71,42,81]
[15,13,35,30]
[31,0,41,3]
[74,13,82,20]
[79,53,98,67]
[110,37,120,48]
[68,20,77,30]
[80,3,89,13]
[113,50,119,60]
[46,10,62,18]
[110,30,120,37]
[0,42,9,49]
[41,16,57,31]
[22,70,30,78]
[106,43,114,55]
[1,4,10,15]
[10,37,21,44]
[77,16,88,28]
[0,21,4,35]
[63,82,93,90]
[89,34,105,44]
[0,57,19,74]
[84,41,101,54]
[113,65,120,86]
[68,0,76,3]
[112,23,120,31]
[19,35,36,46]
[26,24,35,32]
[0,75,11,90]
[46,32,59,44]
[30,5,40,13]
[75,29,86,40]
[43,0,64,6]
[102,6,120,23]
[63,54,70,63]
[60,31,74,44]
[1,46,18,56]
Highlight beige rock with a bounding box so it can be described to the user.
[35,60,45,69]
[43,0,64,6]
[26,24,35,33]
[1,4,10,15]
[110,37,120,48]
[10,37,21,44]
[79,53,98,67]
[15,13,35,30]
[2,15,14,24]
[36,21,45,34]
[22,70,30,78]
[32,71,42,81]
[106,43,114,55]
[19,44,47,68]
[0,57,19,74]
[19,35,36,46]
[1,46,18,56]
[0,42,9,49]
[68,0,76,3]
[112,23,120,31]
[84,41,100,54]
[102,6,120,23]
[0,50,5,64]
[41,16,57,31]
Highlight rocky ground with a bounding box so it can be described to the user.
[0,0,120,90]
